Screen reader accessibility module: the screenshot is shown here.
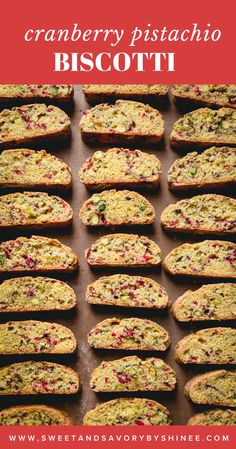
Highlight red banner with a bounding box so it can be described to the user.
[0,0,234,82]
[0,426,235,449]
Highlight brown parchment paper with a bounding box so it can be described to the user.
[0,85,235,425]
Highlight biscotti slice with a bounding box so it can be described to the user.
[88,317,170,351]
[168,146,236,190]
[83,84,168,105]
[80,100,164,145]
[0,191,73,229]
[0,85,73,103]
[170,108,236,150]
[164,240,236,278]
[83,398,171,425]
[85,234,161,267]
[172,283,236,321]
[0,149,72,190]
[79,190,155,226]
[0,361,79,395]
[175,327,236,364]
[90,356,176,392]
[86,274,170,309]
[79,148,161,190]
[0,276,76,313]
[0,235,78,272]
[172,85,236,109]
[187,409,236,425]
[0,320,76,354]
[161,194,236,235]
[184,370,236,407]
[0,104,70,150]
[0,405,73,425]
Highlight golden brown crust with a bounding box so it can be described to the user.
[170,137,236,151]
[79,190,155,226]
[81,131,163,146]
[169,178,235,191]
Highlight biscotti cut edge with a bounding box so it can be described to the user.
[0,235,78,273]
[86,274,170,309]
[87,317,170,351]
[80,100,164,146]
[0,276,77,313]
[90,356,177,392]
[0,85,74,103]
[184,370,236,407]
[175,327,236,364]
[160,194,236,235]
[170,108,236,150]
[0,320,77,355]
[0,149,72,190]
[0,191,73,229]
[167,147,236,191]
[163,240,236,279]
[0,405,74,425]
[0,360,80,395]
[85,233,161,267]
[0,104,71,151]
[79,148,161,191]
[171,283,236,322]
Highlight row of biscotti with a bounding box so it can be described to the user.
[0,235,235,278]
[79,191,236,234]
[83,84,236,109]
[0,275,235,321]
[1,401,236,426]
[1,146,235,191]
[0,319,235,363]
[0,360,234,424]
[1,189,234,233]
[0,101,236,150]
[80,101,236,149]
[0,359,235,410]
[0,84,234,109]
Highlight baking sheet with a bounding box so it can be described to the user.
[0,85,235,425]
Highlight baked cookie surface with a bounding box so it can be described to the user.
[80,190,155,226]
[86,274,169,309]
[79,148,161,190]
[83,398,171,426]
[88,317,170,351]
[168,146,236,190]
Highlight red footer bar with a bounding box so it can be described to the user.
[0,426,235,449]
